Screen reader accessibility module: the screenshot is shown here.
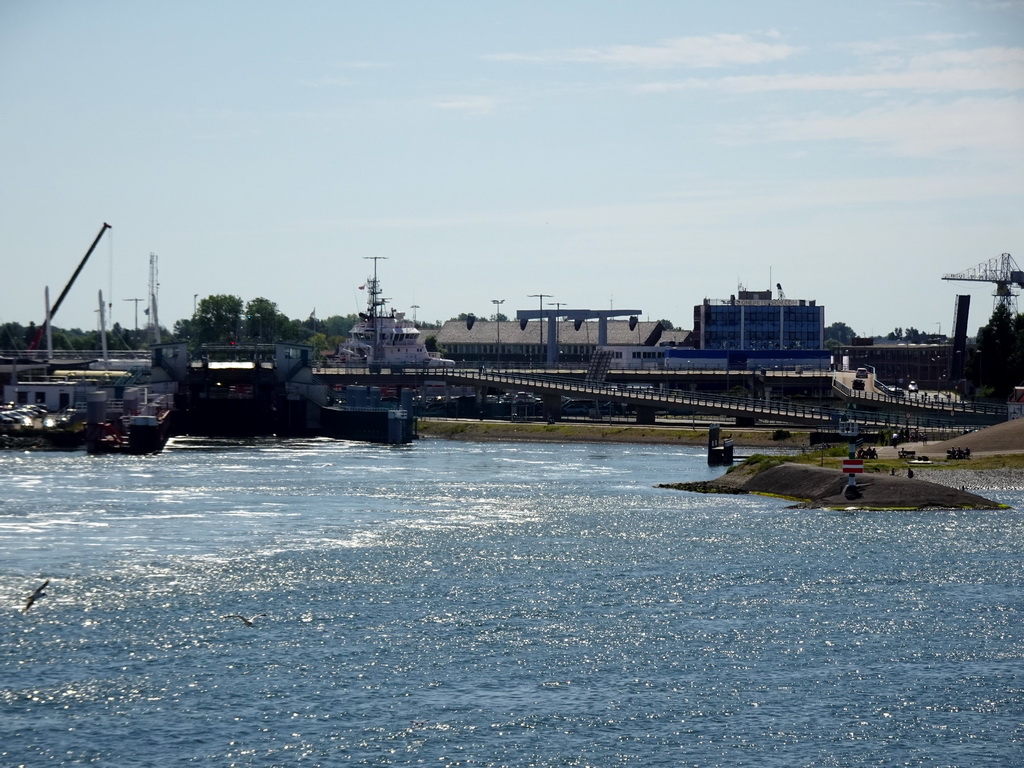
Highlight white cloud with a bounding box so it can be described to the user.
[487,33,798,69]
[638,46,1024,93]
[729,97,1024,157]
[431,96,500,114]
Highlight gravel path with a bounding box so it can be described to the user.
[912,468,1024,492]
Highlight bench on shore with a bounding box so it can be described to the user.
[898,448,916,459]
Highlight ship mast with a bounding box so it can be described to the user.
[363,256,388,362]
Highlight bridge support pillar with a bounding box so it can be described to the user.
[635,405,657,425]
[542,393,562,421]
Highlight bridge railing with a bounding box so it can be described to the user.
[448,370,847,423]
[445,370,959,428]
[831,376,1004,417]
[313,366,999,429]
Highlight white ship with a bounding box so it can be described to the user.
[331,260,454,368]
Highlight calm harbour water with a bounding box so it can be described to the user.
[1,437,1022,767]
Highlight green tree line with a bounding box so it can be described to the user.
[0,295,364,357]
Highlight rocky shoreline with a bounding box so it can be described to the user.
[909,467,1024,492]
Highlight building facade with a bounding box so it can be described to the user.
[433,319,691,364]
[693,289,824,351]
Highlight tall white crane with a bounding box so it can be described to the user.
[148,253,161,344]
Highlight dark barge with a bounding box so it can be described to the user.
[151,342,416,445]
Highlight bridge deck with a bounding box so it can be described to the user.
[314,366,1004,429]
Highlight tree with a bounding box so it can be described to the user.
[1012,313,1024,387]
[306,331,332,355]
[280,318,311,343]
[1,321,26,350]
[656,319,675,331]
[173,317,195,340]
[824,321,856,346]
[108,322,131,350]
[244,297,287,342]
[193,295,243,345]
[968,303,1023,397]
[322,314,359,338]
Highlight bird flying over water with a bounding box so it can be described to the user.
[221,613,265,627]
[22,580,49,613]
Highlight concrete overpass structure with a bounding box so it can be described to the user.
[515,308,642,365]
[313,365,1006,429]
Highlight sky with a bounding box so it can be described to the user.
[2,0,1023,341]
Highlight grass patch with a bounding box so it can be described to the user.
[726,453,793,474]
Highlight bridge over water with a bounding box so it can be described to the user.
[324,367,1005,430]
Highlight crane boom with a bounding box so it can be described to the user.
[942,252,1023,311]
[28,223,112,351]
[942,253,1023,285]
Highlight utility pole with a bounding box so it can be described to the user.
[492,299,505,368]
[123,298,144,332]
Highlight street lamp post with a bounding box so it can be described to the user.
[528,293,551,366]
[491,299,505,368]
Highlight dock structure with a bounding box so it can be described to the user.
[83,387,173,455]
[150,342,415,444]
[320,386,416,444]
[707,424,734,466]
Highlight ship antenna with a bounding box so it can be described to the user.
[363,256,388,360]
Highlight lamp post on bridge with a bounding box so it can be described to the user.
[491,299,505,368]
[527,293,551,366]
